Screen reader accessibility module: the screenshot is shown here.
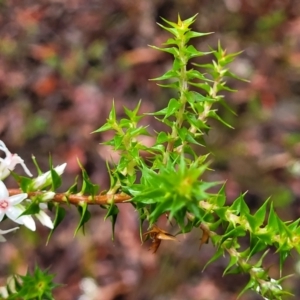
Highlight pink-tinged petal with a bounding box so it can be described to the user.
[8,194,28,205]
[19,215,36,231]
[0,181,8,198]
[6,206,25,224]
[36,211,53,229]
[0,211,5,222]
[8,155,33,177]
[20,161,33,177]
[0,141,11,156]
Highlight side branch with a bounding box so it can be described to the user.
[8,189,132,205]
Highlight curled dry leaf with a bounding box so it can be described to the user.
[199,223,210,250]
[143,224,177,253]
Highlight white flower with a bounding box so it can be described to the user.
[0,226,19,242]
[0,276,16,298]
[0,181,36,231]
[0,140,33,180]
[32,163,67,190]
[36,205,53,229]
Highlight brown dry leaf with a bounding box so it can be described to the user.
[199,223,210,250]
[149,239,161,254]
[143,224,176,253]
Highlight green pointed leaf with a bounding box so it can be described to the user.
[230,194,249,214]
[186,91,215,103]
[32,155,43,175]
[279,251,290,277]
[254,199,269,228]
[156,23,178,36]
[156,131,169,144]
[237,278,256,299]
[216,184,226,206]
[149,199,173,224]
[185,45,212,59]
[215,207,228,220]
[10,172,33,192]
[165,98,181,118]
[157,82,179,89]
[220,226,245,244]
[267,203,279,231]
[47,205,66,244]
[223,254,239,275]
[78,159,99,197]
[287,218,300,231]
[219,98,237,115]
[150,45,179,56]
[248,238,267,259]
[243,213,256,232]
[254,249,270,268]
[74,203,91,236]
[163,37,179,46]
[185,31,213,40]
[203,247,224,271]
[186,69,207,80]
[50,168,61,191]
[109,101,116,121]
[20,202,40,216]
[66,176,78,196]
[207,110,234,128]
[92,122,112,133]
[132,188,165,204]
[104,203,119,240]
[151,70,178,81]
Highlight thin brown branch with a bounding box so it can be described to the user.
[8,189,132,205]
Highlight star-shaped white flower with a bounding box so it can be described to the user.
[0,141,33,180]
[0,181,35,231]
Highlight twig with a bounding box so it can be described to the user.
[8,189,132,205]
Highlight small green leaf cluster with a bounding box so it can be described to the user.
[1,266,58,300]
[93,100,150,188]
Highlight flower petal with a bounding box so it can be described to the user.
[8,193,28,205]
[36,211,53,229]
[55,163,67,175]
[0,140,11,156]
[0,211,5,222]
[19,215,36,231]
[0,181,9,198]
[20,160,33,177]
[0,227,19,234]
[6,206,25,224]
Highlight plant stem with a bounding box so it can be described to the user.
[8,189,132,205]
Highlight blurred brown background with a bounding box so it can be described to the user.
[1,0,300,299]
